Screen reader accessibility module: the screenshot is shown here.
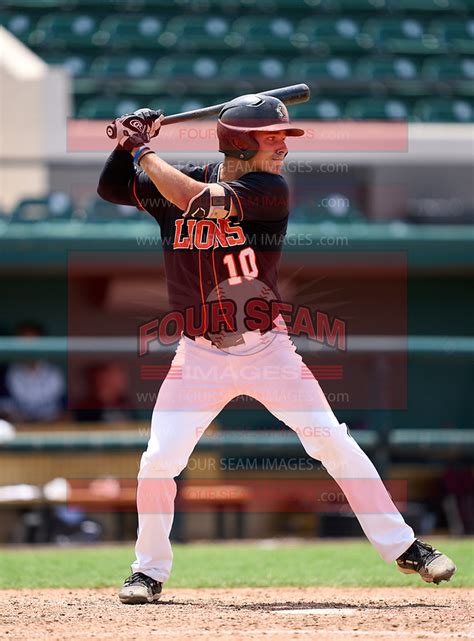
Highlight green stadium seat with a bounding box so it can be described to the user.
[160,16,232,50]
[316,193,365,222]
[182,0,239,9]
[141,0,188,6]
[11,193,74,223]
[345,97,410,119]
[288,99,344,119]
[90,55,155,79]
[71,0,173,6]
[294,17,369,54]
[41,53,93,77]
[422,56,474,81]
[76,95,207,119]
[356,56,421,81]
[155,55,221,81]
[322,0,390,10]
[0,12,37,43]
[413,97,473,121]
[3,0,76,7]
[96,15,167,49]
[228,16,298,52]
[221,56,287,82]
[288,57,355,82]
[29,13,101,49]
[364,18,443,54]
[183,0,312,10]
[430,19,474,55]
[296,193,365,223]
[149,96,207,115]
[76,96,142,118]
[85,198,143,222]
[387,0,467,11]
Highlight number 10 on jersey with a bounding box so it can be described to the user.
[222,248,259,285]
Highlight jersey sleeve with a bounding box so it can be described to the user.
[98,149,208,224]
[130,162,207,224]
[219,172,289,222]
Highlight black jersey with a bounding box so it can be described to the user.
[98,150,289,339]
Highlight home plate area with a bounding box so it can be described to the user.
[1,586,473,641]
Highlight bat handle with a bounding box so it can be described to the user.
[106,122,117,139]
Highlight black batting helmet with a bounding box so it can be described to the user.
[217,94,305,160]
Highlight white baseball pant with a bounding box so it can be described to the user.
[131,330,414,582]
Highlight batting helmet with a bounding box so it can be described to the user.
[217,94,305,160]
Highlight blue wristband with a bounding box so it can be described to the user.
[133,146,148,163]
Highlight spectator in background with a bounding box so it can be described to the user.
[0,322,66,422]
[75,361,133,422]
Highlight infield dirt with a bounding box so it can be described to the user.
[0,587,472,641]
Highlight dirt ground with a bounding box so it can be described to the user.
[0,587,472,641]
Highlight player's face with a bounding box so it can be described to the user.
[251,131,288,174]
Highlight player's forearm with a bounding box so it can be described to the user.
[137,152,204,211]
[97,147,135,205]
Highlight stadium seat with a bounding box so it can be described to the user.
[221,57,287,82]
[96,15,166,50]
[227,16,298,52]
[11,193,74,223]
[74,0,175,5]
[387,0,467,11]
[345,97,410,119]
[364,18,443,54]
[154,55,221,81]
[413,97,473,121]
[160,16,232,50]
[316,193,365,222]
[356,56,420,81]
[28,13,101,49]
[90,55,155,79]
[0,12,37,43]
[76,96,142,118]
[184,0,305,10]
[85,198,143,222]
[149,96,207,115]
[430,19,474,55]
[3,0,75,7]
[288,57,355,82]
[41,53,93,77]
[322,0,390,11]
[422,56,474,82]
[141,0,188,6]
[180,0,242,10]
[75,96,207,118]
[294,17,369,54]
[296,193,365,223]
[288,99,344,120]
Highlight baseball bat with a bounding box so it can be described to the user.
[106,83,310,139]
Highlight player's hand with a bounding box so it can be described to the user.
[133,108,164,139]
[114,113,150,151]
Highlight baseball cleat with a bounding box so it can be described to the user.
[396,539,456,584]
[118,572,162,604]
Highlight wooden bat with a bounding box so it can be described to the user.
[106,84,310,139]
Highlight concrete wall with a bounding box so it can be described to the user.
[0,27,70,211]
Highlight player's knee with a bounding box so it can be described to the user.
[298,422,355,459]
[139,449,188,478]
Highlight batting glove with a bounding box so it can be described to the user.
[114,115,149,152]
[134,108,164,139]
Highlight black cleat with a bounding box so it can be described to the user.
[118,572,162,604]
[396,539,456,584]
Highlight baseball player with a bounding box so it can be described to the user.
[97,95,456,604]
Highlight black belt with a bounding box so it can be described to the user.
[184,331,246,348]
